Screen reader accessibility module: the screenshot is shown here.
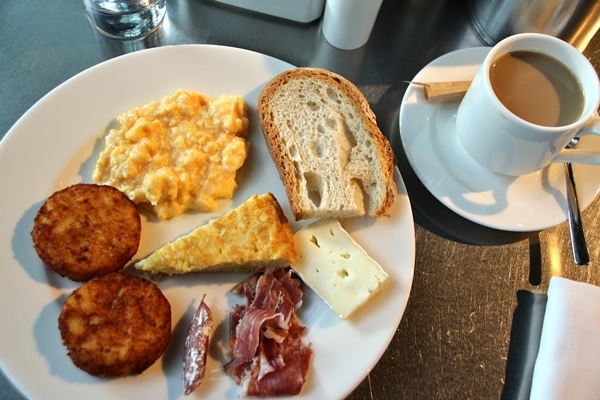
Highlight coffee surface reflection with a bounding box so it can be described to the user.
[490,51,584,127]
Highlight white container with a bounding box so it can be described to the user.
[322,0,383,50]
[214,0,325,23]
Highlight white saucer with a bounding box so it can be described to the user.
[399,47,600,232]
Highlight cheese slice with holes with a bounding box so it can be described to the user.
[291,218,389,319]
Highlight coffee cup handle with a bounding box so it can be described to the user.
[553,118,600,165]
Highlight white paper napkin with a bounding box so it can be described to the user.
[530,276,600,400]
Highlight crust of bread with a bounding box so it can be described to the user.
[134,193,297,275]
[258,68,396,220]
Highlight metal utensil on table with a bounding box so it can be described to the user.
[564,137,590,266]
[468,0,600,51]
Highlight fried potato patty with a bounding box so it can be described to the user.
[58,272,172,377]
[31,183,141,281]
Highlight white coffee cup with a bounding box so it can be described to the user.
[456,33,600,176]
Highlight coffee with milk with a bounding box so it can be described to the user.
[489,51,584,127]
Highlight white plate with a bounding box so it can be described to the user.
[0,45,415,400]
[399,47,600,232]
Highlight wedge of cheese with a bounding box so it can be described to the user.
[135,193,297,275]
[291,218,388,319]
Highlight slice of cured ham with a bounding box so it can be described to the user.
[224,268,312,396]
[233,308,287,360]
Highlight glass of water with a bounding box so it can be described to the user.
[83,0,167,39]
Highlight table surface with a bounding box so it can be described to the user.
[2,1,600,399]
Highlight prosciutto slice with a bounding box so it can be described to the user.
[224,268,312,397]
[233,307,287,360]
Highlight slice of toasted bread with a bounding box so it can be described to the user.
[134,193,297,275]
[258,68,397,221]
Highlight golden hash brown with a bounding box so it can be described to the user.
[58,272,172,377]
[31,183,141,282]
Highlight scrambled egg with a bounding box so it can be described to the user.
[93,89,249,220]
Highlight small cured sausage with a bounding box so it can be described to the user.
[183,294,213,395]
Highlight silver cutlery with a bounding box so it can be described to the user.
[565,137,590,266]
